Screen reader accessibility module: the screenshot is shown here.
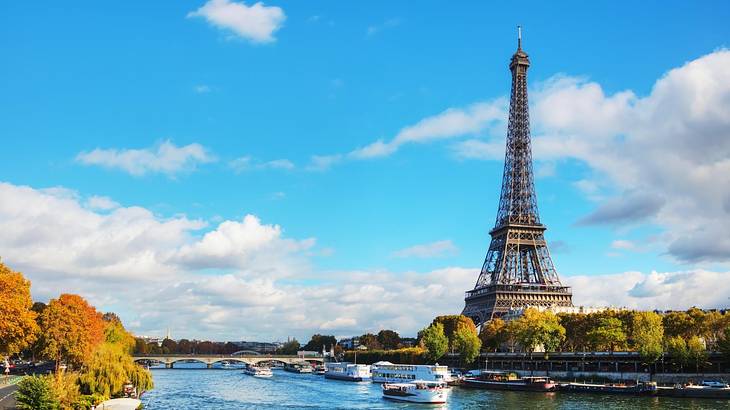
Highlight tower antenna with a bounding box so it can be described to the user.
[517,25,522,49]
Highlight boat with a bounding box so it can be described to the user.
[657,382,730,399]
[559,381,657,395]
[314,364,326,375]
[284,363,313,374]
[462,371,556,392]
[699,380,730,388]
[243,364,273,378]
[324,362,371,381]
[382,380,450,404]
[371,361,452,383]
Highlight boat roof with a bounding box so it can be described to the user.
[373,361,393,365]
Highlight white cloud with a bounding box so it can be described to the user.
[2,181,729,340]
[76,140,215,177]
[393,240,458,259]
[187,0,286,43]
[229,156,295,173]
[611,239,637,251]
[85,195,120,211]
[366,19,400,37]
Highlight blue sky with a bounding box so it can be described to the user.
[1,1,729,340]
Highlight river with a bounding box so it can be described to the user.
[141,364,728,409]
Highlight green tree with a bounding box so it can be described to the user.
[686,336,707,373]
[513,308,565,352]
[586,317,627,352]
[302,334,337,352]
[430,315,477,350]
[665,335,688,371]
[278,339,300,355]
[558,313,591,352]
[161,338,178,354]
[0,261,39,358]
[420,323,448,363]
[479,318,506,352]
[78,343,154,398]
[454,325,481,364]
[358,333,382,350]
[377,330,401,350]
[15,375,59,410]
[631,311,664,364]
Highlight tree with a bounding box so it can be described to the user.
[302,334,337,352]
[586,317,627,352]
[39,294,105,371]
[278,339,300,355]
[15,375,59,410]
[512,308,565,353]
[479,318,506,352]
[663,311,694,339]
[134,338,150,355]
[665,335,688,371]
[78,343,153,398]
[558,313,591,352]
[358,333,382,350]
[177,339,193,354]
[377,330,401,350]
[0,261,39,358]
[454,325,481,364]
[718,326,730,362]
[420,323,448,363]
[686,336,707,373]
[430,315,477,350]
[631,311,664,364]
[161,338,178,354]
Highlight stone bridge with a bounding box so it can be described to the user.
[132,354,325,369]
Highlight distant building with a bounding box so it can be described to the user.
[232,341,280,354]
[338,337,360,350]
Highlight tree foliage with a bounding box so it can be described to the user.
[39,294,105,370]
[430,315,477,350]
[454,325,481,364]
[512,308,566,352]
[586,317,627,352]
[78,343,153,398]
[377,330,401,350]
[686,336,707,372]
[420,323,448,363]
[302,334,337,352]
[0,261,39,357]
[631,311,664,363]
[479,318,506,352]
[358,333,382,350]
[15,375,59,410]
[278,339,300,355]
[718,326,730,362]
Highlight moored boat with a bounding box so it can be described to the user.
[371,361,452,383]
[462,371,556,392]
[243,364,273,378]
[284,363,313,374]
[314,364,326,375]
[324,362,371,381]
[559,381,657,395]
[382,380,450,404]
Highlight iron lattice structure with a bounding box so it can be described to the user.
[462,30,572,327]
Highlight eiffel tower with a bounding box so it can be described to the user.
[462,27,573,327]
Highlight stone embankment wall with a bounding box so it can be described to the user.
[512,370,730,384]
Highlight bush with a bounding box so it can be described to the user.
[15,375,59,410]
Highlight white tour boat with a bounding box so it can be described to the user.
[324,363,371,381]
[243,364,273,378]
[371,361,452,383]
[382,380,450,404]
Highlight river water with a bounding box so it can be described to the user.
[141,364,727,409]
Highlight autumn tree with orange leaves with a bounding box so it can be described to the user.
[0,261,39,358]
[39,294,105,371]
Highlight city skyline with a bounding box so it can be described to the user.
[1,1,730,341]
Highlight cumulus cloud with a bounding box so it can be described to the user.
[76,140,215,177]
[393,240,458,259]
[229,156,295,173]
[187,0,285,43]
[456,50,730,263]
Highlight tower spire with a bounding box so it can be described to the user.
[517,25,522,50]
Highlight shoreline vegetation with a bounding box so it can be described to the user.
[1,260,152,409]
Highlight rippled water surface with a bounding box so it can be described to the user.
[141,364,728,409]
